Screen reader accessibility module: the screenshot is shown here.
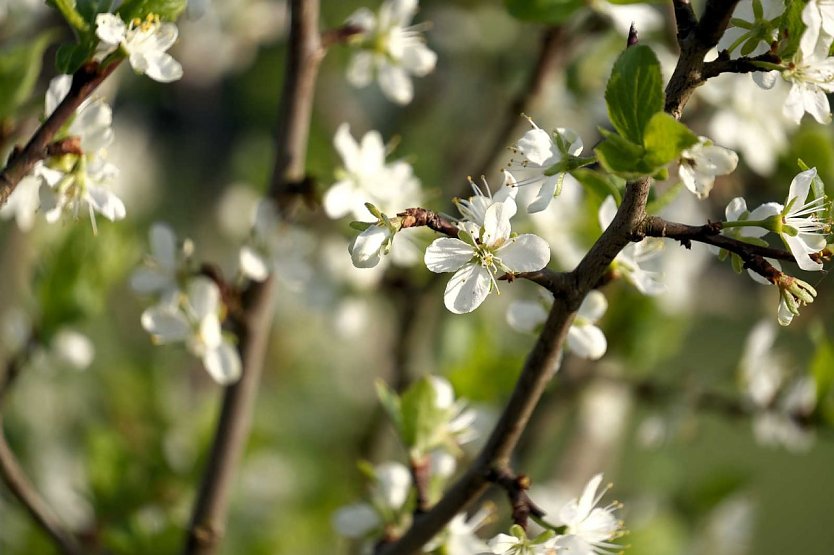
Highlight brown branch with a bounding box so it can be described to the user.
[183,2,324,554]
[487,468,544,530]
[672,0,698,46]
[0,339,84,555]
[665,0,741,118]
[702,51,782,79]
[0,60,121,207]
[0,416,85,555]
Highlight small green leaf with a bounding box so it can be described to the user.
[594,132,652,179]
[0,32,58,120]
[572,168,623,204]
[375,379,402,434]
[605,44,664,144]
[399,377,444,457]
[642,112,698,167]
[56,41,94,74]
[504,0,585,24]
[778,0,805,59]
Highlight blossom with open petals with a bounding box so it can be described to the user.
[96,13,183,82]
[800,0,834,58]
[775,168,829,271]
[425,203,550,314]
[678,137,738,199]
[757,48,834,124]
[141,277,241,385]
[324,123,421,220]
[345,0,437,104]
[508,117,584,213]
[552,474,622,555]
[131,222,190,300]
[332,461,412,539]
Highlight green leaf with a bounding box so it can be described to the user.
[504,0,585,24]
[118,0,186,21]
[399,377,445,457]
[594,131,652,179]
[778,0,805,59]
[605,44,664,144]
[77,0,115,24]
[56,41,94,74]
[0,32,57,120]
[375,379,403,433]
[642,112,698,167]
[572,168,623,203]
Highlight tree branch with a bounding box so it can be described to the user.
[0,339,84,555]
[183,2,324,554]
[0,60,121,207]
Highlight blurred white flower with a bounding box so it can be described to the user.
[51,329,95,370]
[345,0,437,104]
[96,13,183,82]
[700,73,794,175]
[599,196,665,295]
[425,507,491,555]
[131,222,188,300]
[332,461,412,539]
[324,123,421,220]
[141,277,241,385]
[239,200,313,287]
[0,173,41,230]
[507,290,608,360]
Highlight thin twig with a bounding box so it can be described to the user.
[183,2,324,554]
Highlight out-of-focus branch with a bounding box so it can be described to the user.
[0,60,121,207]
[0,337,84,555]
[183,2,324,554]
[672,0,697,46]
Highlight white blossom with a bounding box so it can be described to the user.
[774,168,829,272]
[38,76,124,233]
[800,0,834,59]
[507,291,608,360]
[323,123,421,220]
[0,172,42,230]
[599,196,665,295]
[551,474,622,555]
[424,203,550,314]
[345,0,437,104]
[720,197,782,284]
[141,277,242,385]
[486,527,558,555]
[131,222,188,299]
[96,13,183,82]
[757,48,834,124]
[332,461,412,539]
[426,508,491,555]
[507,117,584,213]
[678,136,738,199]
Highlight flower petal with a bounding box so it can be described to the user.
[443,263,491,314]
[203,341,242,385]
[497,234,550,272]
[424,238,473,273]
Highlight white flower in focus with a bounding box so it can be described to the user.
[773,168,829,272]
[349,222,394,269]
[508,117,584,213]
[424,203,550,314]
[96,13,183,82]
[678,137,738,199]
[324,123,421,220]
[131,222,188,299]
[776,274,817,326]
[552,474,622,555]
[507,291,608,360]
[141,277,242,385]
[800,0,834,59]
[454,171,518,228]
[599,196,665,295]
[345,0,437,104]
[720,197,782,284]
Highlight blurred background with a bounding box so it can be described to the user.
[1,0,834,553]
